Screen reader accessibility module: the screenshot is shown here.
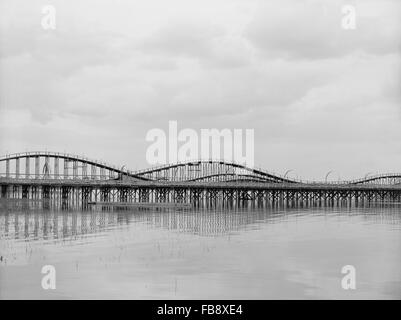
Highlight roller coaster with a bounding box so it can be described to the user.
[1,151,400,185]
[1,151,401,204]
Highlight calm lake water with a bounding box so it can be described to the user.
[0,200,400,299]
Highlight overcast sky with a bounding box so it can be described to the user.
[0,0,400,180]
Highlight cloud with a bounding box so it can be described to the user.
[246,0,401,60]
[0,0,400,177]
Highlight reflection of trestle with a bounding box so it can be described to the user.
[1,202,400,243]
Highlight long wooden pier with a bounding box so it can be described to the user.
[1,151,401,206]
[1,177,401,206]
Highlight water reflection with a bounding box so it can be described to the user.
[1,199,401,242]
[1,199,400,299]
